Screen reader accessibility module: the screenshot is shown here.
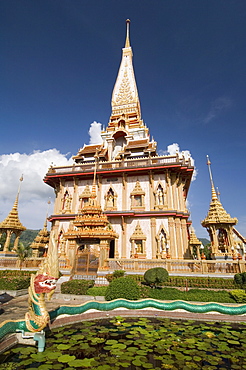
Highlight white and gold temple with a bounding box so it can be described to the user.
[44,20,194,274]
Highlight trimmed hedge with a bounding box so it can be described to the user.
[230,289,246,303]
[0,270,36,277]
[86,286,108,296]
[149,287,235,303]
[61,279,94,295]
[0,276,30,290]
[105,277,140,301]
[110,274,235,290]
[164,276,235,289]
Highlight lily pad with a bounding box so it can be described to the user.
[58,354,76,363]
[68,358,94,367]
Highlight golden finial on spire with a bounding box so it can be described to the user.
[125,19,131,48]
[17,174,24,198]
[206,155,217,201]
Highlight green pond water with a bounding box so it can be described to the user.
[1,317,246,370]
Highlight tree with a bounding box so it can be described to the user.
[16,242,32,270]
[144,267,169,288]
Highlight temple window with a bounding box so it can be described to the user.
[130,222,147,258]
[130,181,145,210]
[105,187,117,210]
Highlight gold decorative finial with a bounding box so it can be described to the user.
[17,174,24,197]
[125,19,131,48]
[206,155,217,201]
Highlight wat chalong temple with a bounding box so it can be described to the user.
[42,21,245,276]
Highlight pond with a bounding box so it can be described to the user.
[1,317,246,369]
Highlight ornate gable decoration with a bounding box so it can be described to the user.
[80,185,92,199]
[130,222,146,241]
[131,180,145,195]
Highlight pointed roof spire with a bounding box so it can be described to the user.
[0,176,26,231]
[111,20,141,118]
[206,155,217,201]
[125,19,131,48]
[202,156,237,227]
[189,227,202,246]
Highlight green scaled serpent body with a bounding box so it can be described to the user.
[1,298,246,341]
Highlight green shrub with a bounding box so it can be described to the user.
[112,270,125,278]
[105,277,140,301]
[144,267,169,288]
[0,276,30,290]
[230,289,246,303]
[105,269,125,283]
[127,274,144,283]
[86,286,108,296]
[149,287,183,300]
[61,279,94,295]
[186,289,234,303]
[234,273,246,289]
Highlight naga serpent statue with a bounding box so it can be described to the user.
[0,237,59,341]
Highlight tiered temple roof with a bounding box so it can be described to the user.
[64,184,118,241]
[73,20,157,164]
[202,158,237,227]
[0,196,26,232]
[30,219,50,257]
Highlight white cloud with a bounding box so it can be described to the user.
[89,121,103,144]
[0,149,73,229]
[204,97,232,124]
[159,143,197,181]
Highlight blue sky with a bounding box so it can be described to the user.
[1,0,246,238]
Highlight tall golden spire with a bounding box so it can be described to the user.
[111,19,141,118]
[206,155,217,201]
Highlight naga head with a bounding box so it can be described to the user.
[34,274,57,295]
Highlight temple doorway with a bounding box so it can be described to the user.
[75,242,99,277]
